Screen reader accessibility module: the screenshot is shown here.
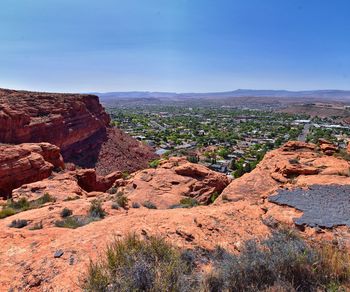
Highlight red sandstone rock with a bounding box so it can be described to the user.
[117,157,230,208]
[0,143,64,197]
[11,168,121,202]
[1,142,350,290]
[0,88,157,174]
[75,169,122,192]
[219,141,350,203]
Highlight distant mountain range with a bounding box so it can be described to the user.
[95,89,350,101]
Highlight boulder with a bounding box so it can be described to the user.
[0,143,64,197]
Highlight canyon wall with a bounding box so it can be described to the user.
[0,88,157,174]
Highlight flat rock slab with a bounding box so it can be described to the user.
[269,184,350,228]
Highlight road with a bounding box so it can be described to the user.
[298,124,310,142]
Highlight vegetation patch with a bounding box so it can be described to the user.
[169,197,199,209]
[208,192,220,204]
[55,215,94,229]
[81,234,195,291]
[113,192,129,209]
[9,219,28,229]
[142,201,157,209]
[0,207,16,219]
[204,229,350,291]
[0,193,56,219]
[81,229,350,291]
[55,200,106,229]
[132,202,141,208]
[63,196,80,201]
[148,159,161,168]
[60,207,73,218]
[88,200,106,219]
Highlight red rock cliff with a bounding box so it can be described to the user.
[0,88,157,173]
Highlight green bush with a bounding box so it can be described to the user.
[63,196,80,201]
[88,200,106,219]
[107,187,118,195]
[60,207,73,218]
[0,207,16,219]
[9,219,28,228]
[81,234,195,291]
[8,197,30,211]
[115,193,129,209]
[132,202,141,208]
[34,193,56,206]
[204,229,350,291]
[170,197,199,209]
[7,193,55,213]
[142,201,157,209]
[208,192,219,204]
[148,159,161,168]
[55,216,90,229]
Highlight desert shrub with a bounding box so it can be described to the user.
[122,171,130,180]
[132,202,141,208]
[180,197,199,208]
[142,201,157,209]
[8,193,55,212]
[170,197,199,209]
[64,196,80,201]
[34,193,56,205]
[0,207,16,219]
[9,219,28,228]
[60,207,73,218]
[115,193,129,209]
[317,244,350,286]
[148,159,161,168]
[88,200,106,219]
[204,229,350,291]
[111,202,120,209]
[55,216,91,229]
[335,149,350,161]
[208,192,219,204]
[8,197,30,211]
[81,234,195,291]
[30,221,43,230]
[55,201,106,229]
[107,187,118,195]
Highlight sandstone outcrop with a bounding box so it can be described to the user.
[318,138,339,155]
[0,143,64,197]
[0,88,157,174]
[1,141,350,290]
[219,141,350,203]
[11,168,120,202]
[116,157,230,208]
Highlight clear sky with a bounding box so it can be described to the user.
[1,0,350,93]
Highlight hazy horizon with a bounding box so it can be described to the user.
[1,0,350,93]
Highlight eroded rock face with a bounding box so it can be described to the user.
[117,157,230,209]
[0,89,109,160]
[0,88,157,174]
[0,143,64,197]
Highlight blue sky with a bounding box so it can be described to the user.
[1,0,350,93]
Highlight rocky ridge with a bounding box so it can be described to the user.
[1,141,350,290]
